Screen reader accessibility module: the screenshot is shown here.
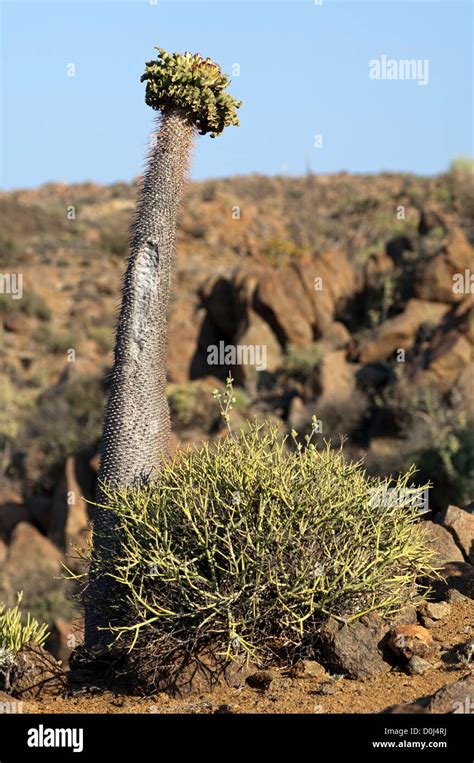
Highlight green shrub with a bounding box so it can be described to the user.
[260,238,305,268]
[449,156,474,175]
[167,381,234,430]
[370,374,474,509]
[0,592,49,656]
[0,236,18,267]
[283,343,322,377]
[92,414,437,673]
[16,374,105,490]
[401,388,474,509]
[0,290,51,321]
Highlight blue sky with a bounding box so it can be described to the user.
[1,0,472,189]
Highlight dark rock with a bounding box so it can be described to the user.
[430,676,474,714]
[422,521,465,565]
[11,642,66,699]
[431,562,474,600]
[0,490,29,538]
[383,701,430,714]
[406,656,433,675]
[437,505,474,564]
[388,605,418,626]
[419,601,451,628]
[318,613,392,680]
[246,669,279,691]
[383,676,474,714]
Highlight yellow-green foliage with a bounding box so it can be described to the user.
[283,343,322,376]
[449,155,474,175]
[141,48,242,137]
[0,592,49,656]
[260,237,305,268]
[94,415,437,666]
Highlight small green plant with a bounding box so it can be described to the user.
[0,236,18,267]
[167,381,221,430]
[283,343,322,376]
[0,592,49,656]
[260,238,305,268]
[449,156,474,175]
[0,290,51,321]
[90,379,438,682]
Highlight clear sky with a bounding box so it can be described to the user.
[1,0,472,189]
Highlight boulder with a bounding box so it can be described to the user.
[424,331,472,391]
[406,656,433,675]
[5,522,62,577]
[430,561,474,600]
[456,362,474,411]
[388,624,439,661]
[418,204,450,237]
[46,618,84,664]
[318,350,357,406]
[419,601,451,628]
[430,676,474,714]
[0,538,7,565]
[50,456,93,568]
[236,308,283,374]
[3,522,64,616]
[421,521,465,565]
[317,613,392,680]
[167,309,204,385]
[296,249,359,335]
[0,490,29,538]
[254,267,315,346]
[321,321,352,350]
[364,249,395,286]
[287,396,308,432]
[383,676,474,714]
[358,299,449,363]
[246,669,280,691]
[11,642,66,699]
[416,228,473,303]
[437,505,474,563]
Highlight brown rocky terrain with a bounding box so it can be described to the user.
[0,169,473,712]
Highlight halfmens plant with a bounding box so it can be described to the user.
[85,49,241,649]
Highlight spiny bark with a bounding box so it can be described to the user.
[85,109,195,649]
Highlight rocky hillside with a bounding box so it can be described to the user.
[0,170,473,669]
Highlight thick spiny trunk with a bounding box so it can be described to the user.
[85,109,195,649]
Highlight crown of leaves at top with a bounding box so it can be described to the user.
[141,48,242,138]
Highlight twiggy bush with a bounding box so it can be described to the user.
[91,387,437,673]
[0,592,49,657]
